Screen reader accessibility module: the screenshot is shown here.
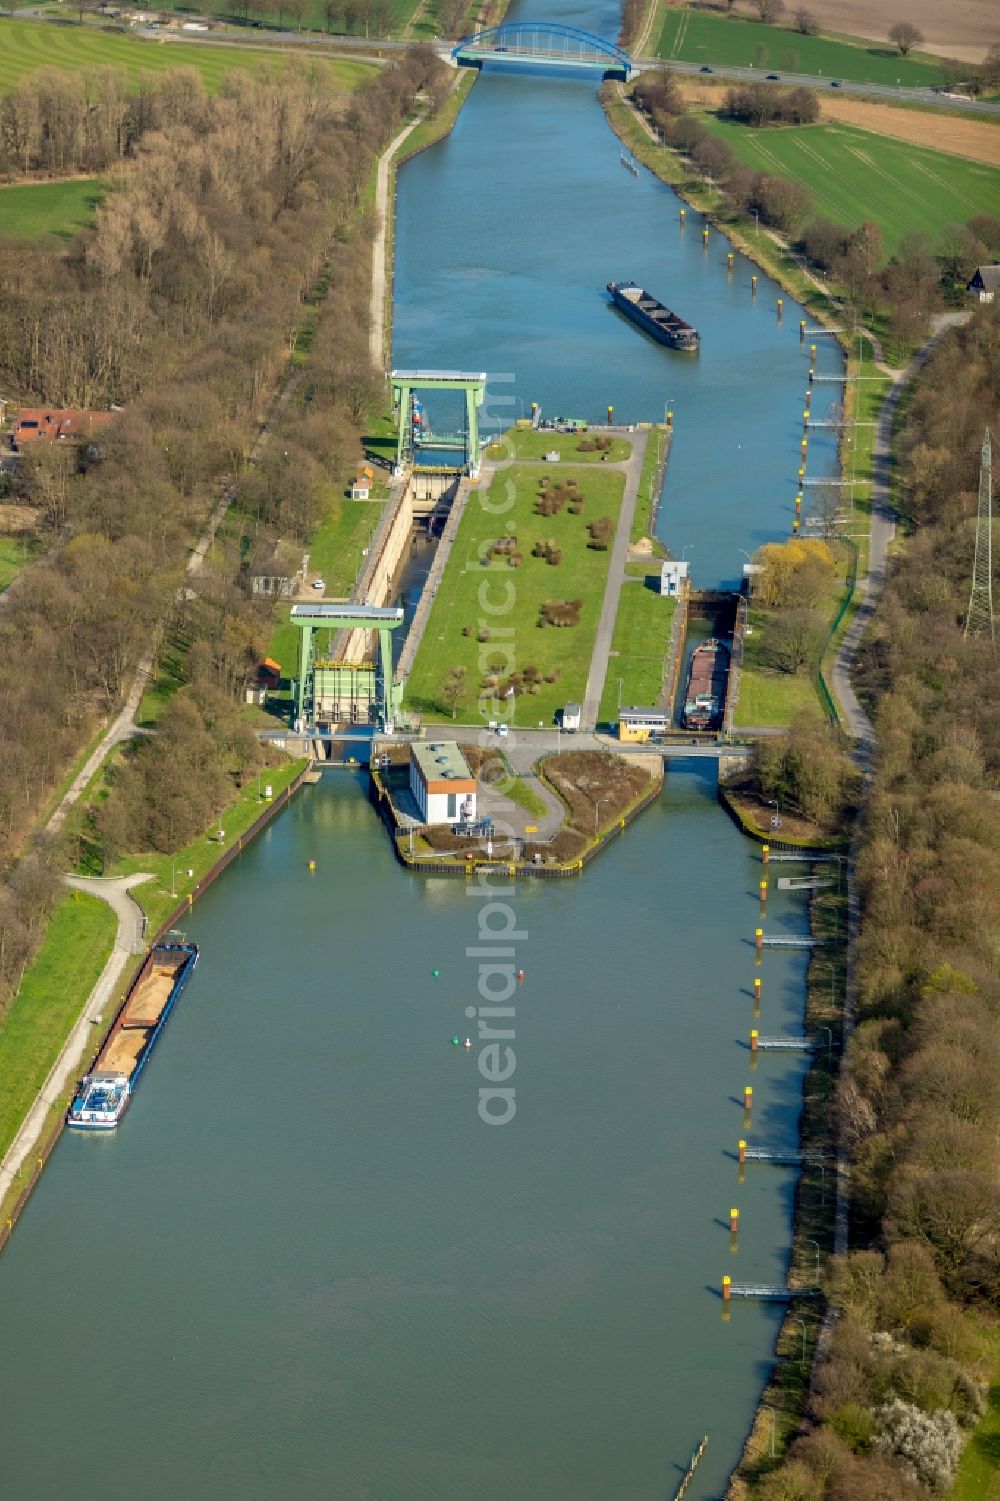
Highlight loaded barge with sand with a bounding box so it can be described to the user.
[67,941,199,1131]
[606,281,700,351]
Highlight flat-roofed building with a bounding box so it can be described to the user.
[410,742,477,826]
[618,706,668,743]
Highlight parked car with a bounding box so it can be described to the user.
[312,578,325,590]
[497,724,509,738]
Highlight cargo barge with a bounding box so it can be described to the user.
[606,281,700,352]
[67,941,199,1130]
[682,639,729,730]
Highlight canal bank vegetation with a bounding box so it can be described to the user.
[735,310,1000,1500]
[722,710,857,843]
[610,68,1000,358]
[734,537,857,729]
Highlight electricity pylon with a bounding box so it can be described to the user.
[964,428,994,647]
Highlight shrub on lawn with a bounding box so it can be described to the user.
[539,599,583,628]
[587,516,614,550]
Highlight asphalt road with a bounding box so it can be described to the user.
[11,12,996,116]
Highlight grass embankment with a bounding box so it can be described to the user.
[698,115,1000,257]
[263,494,390,676]
[598,581,675,723]
[632,423,669,547]
[656,6,945,90]
[0,177,105,240]
[405,461,626,724]
[70,754,306,938]
[395,68,477,161]
[0,18,374,95]
[0,891,117,1163]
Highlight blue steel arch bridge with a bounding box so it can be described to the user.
[452,24,633,81]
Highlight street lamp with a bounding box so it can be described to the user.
[768,797,781,830]
[506,684,515,726]
[170,855,177,898]
[805,1238,821,1280]
[594,797,610,837]
[682,544,694,562]
[762,1405,776,1458]
[791,1316,808,1364]
[816,1025,833,1063]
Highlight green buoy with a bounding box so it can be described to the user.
[433,969,441,978]
[451,1036,460,1047]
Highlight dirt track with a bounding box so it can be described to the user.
[820,96,1000,165]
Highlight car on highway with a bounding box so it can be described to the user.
[830,79,843,87]
[699,65,713,73]
[766,73,780,80]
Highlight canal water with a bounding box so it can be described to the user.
[0,774,814,1500]
[393,4,844,590]
[0,14,842,1501]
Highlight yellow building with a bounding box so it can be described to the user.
[618,706,668,743]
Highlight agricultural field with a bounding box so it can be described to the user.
[156,0,449,40]
[698,115,1000,254]
[0,177,104,240]
[766,0,996,66]
[656,7,945,89]
[405,463,626,724]
[0,18,375,96]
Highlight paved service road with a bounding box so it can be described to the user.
[830,312,971,763]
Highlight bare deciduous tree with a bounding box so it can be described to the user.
[888,20,924,54]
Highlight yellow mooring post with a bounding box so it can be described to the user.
[750,1028,759,1053]
[744,1086,753,1112]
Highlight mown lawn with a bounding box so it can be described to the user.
[485,428,634,465]
[265,494,389,675]
[656,6,944,90]
[0,891,117,1162]
[0,177,104,240]
[733,661,820,727]
[0,533,44,589]
[598,579,675,724]
[0,18,374,95]
[697,116,1000,256]
[405,463,626,724]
